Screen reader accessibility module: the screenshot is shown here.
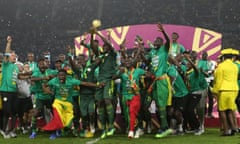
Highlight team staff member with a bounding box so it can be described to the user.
[0,36,19,138]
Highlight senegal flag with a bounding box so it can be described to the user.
[42,99,73,131]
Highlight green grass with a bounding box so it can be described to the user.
[0,128,239,144]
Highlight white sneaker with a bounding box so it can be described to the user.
[134,131,140,139]
[201,125,205,133]
[128,131,134,138]
[22,129,29,134]
[21,127,28,134]
[90,124,95,134]
[9,131,17,138]
[138,128,144,136]
[3,132,11,139]
[134,128,144,138]
[0,129,4,136]
[194,129,204,136]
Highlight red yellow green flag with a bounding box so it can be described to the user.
[42,99,73,131]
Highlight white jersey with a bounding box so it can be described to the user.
[17,79,31,98]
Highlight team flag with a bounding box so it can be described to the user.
[42,99,73,131]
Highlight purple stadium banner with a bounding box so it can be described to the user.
[75,24,222,60]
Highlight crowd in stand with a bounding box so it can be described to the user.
[0,23,239,141]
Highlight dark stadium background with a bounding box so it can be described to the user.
[0,0,239,61]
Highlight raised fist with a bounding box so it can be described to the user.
[157,23,164,32]
[7,36,12,43]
